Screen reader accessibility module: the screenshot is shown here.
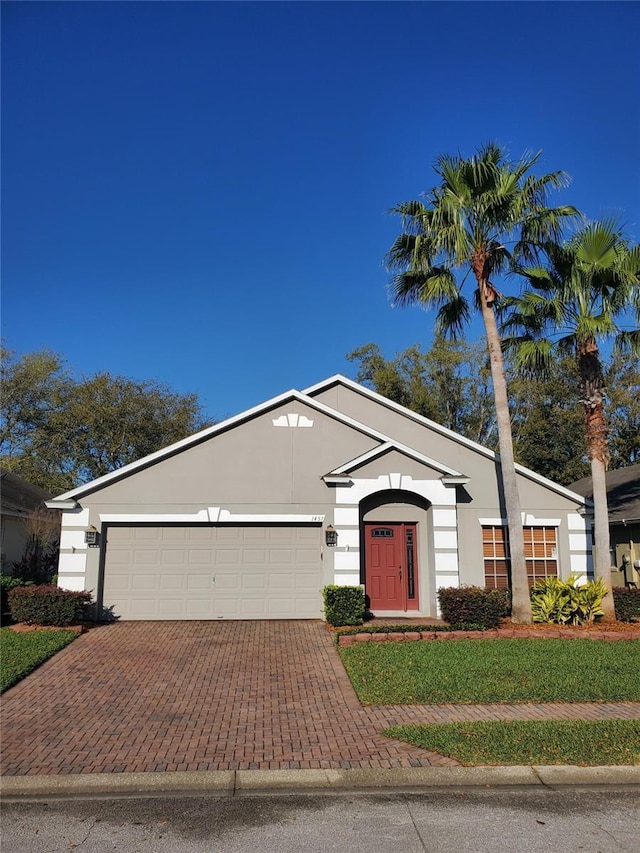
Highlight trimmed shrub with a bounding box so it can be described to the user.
[437,586,506,630]
[323,585,365,627]
[8,585,92,627]
[530,575,606,625]
[1,575,28,618]
[491,588,512,618]
[613,587,640,623]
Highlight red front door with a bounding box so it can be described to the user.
[364,523,419,612]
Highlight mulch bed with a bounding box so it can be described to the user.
[7,623,86,634]
[504,619,640,634]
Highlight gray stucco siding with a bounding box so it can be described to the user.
[78,401,377,508]
[347,450,444,481]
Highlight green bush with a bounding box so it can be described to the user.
[8,585,92,627]
[437,586,506,629]
[323,585,365,627]
[613,588,640,622]
[0,575,29,618]
[530,574,607,625]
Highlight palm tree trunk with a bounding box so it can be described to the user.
[580,340,616,621]
[590,452,615,620]
[478,284,532,623]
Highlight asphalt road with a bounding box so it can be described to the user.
[3,789,639,853]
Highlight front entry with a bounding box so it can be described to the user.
[364,522,419,612]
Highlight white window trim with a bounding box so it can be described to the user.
[478,517,561,527]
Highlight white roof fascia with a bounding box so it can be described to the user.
[45,499,80,510]
[51,388,407,502]
[304,374,588,506]
[328,440,461,478]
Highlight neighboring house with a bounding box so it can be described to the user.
[46,375,590,621]
[0,469,52,572]
[569,464,640,588]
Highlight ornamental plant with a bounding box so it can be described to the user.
[530,574,607,625]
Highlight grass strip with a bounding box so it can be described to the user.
[0,627,78,693]
[338,638,640,704]
[384,719,640,766]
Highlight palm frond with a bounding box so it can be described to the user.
[556,334,577,357]
[614,329,640,356]
[511,148,543,180]
[574,221,620,268]
[510,337,555,377]
[435,293,471,339]
[516,205,582,257]
[386,233,433,272]
[389,267,458,309]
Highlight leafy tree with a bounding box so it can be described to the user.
[386,143,578,622]
[504,221,640,620]
[509,357,589,485]
[605,352,640,469]
[1,348,209,493]
[347,336,496,445]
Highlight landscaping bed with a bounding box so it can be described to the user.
[337,623,640,644]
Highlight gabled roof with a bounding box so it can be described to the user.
[324,440,462,479]
[569,464,640,524]
[304,374,588,506]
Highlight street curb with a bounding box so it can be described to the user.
[2,766,639,799]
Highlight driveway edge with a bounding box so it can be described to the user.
[2,766,639,799]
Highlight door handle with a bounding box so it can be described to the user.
[398,567,402,579]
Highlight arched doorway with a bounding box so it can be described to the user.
[360,490,431,614]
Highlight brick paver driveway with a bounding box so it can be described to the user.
[0,621,457,775]
[3,621,638,777]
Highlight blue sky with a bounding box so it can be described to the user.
[3,1,639,421]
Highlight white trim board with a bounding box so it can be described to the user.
[99,509,325,525]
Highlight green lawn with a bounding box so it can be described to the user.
[384,719,640,766]
[0,627,78,693]
[338,639,640,704]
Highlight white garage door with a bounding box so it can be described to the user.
[102,525,323,620]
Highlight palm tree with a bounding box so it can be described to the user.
[387,143,579,623]
[503,221,640,620]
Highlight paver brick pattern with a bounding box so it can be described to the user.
[1,621,638,776]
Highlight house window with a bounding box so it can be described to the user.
[482,526,558,590]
